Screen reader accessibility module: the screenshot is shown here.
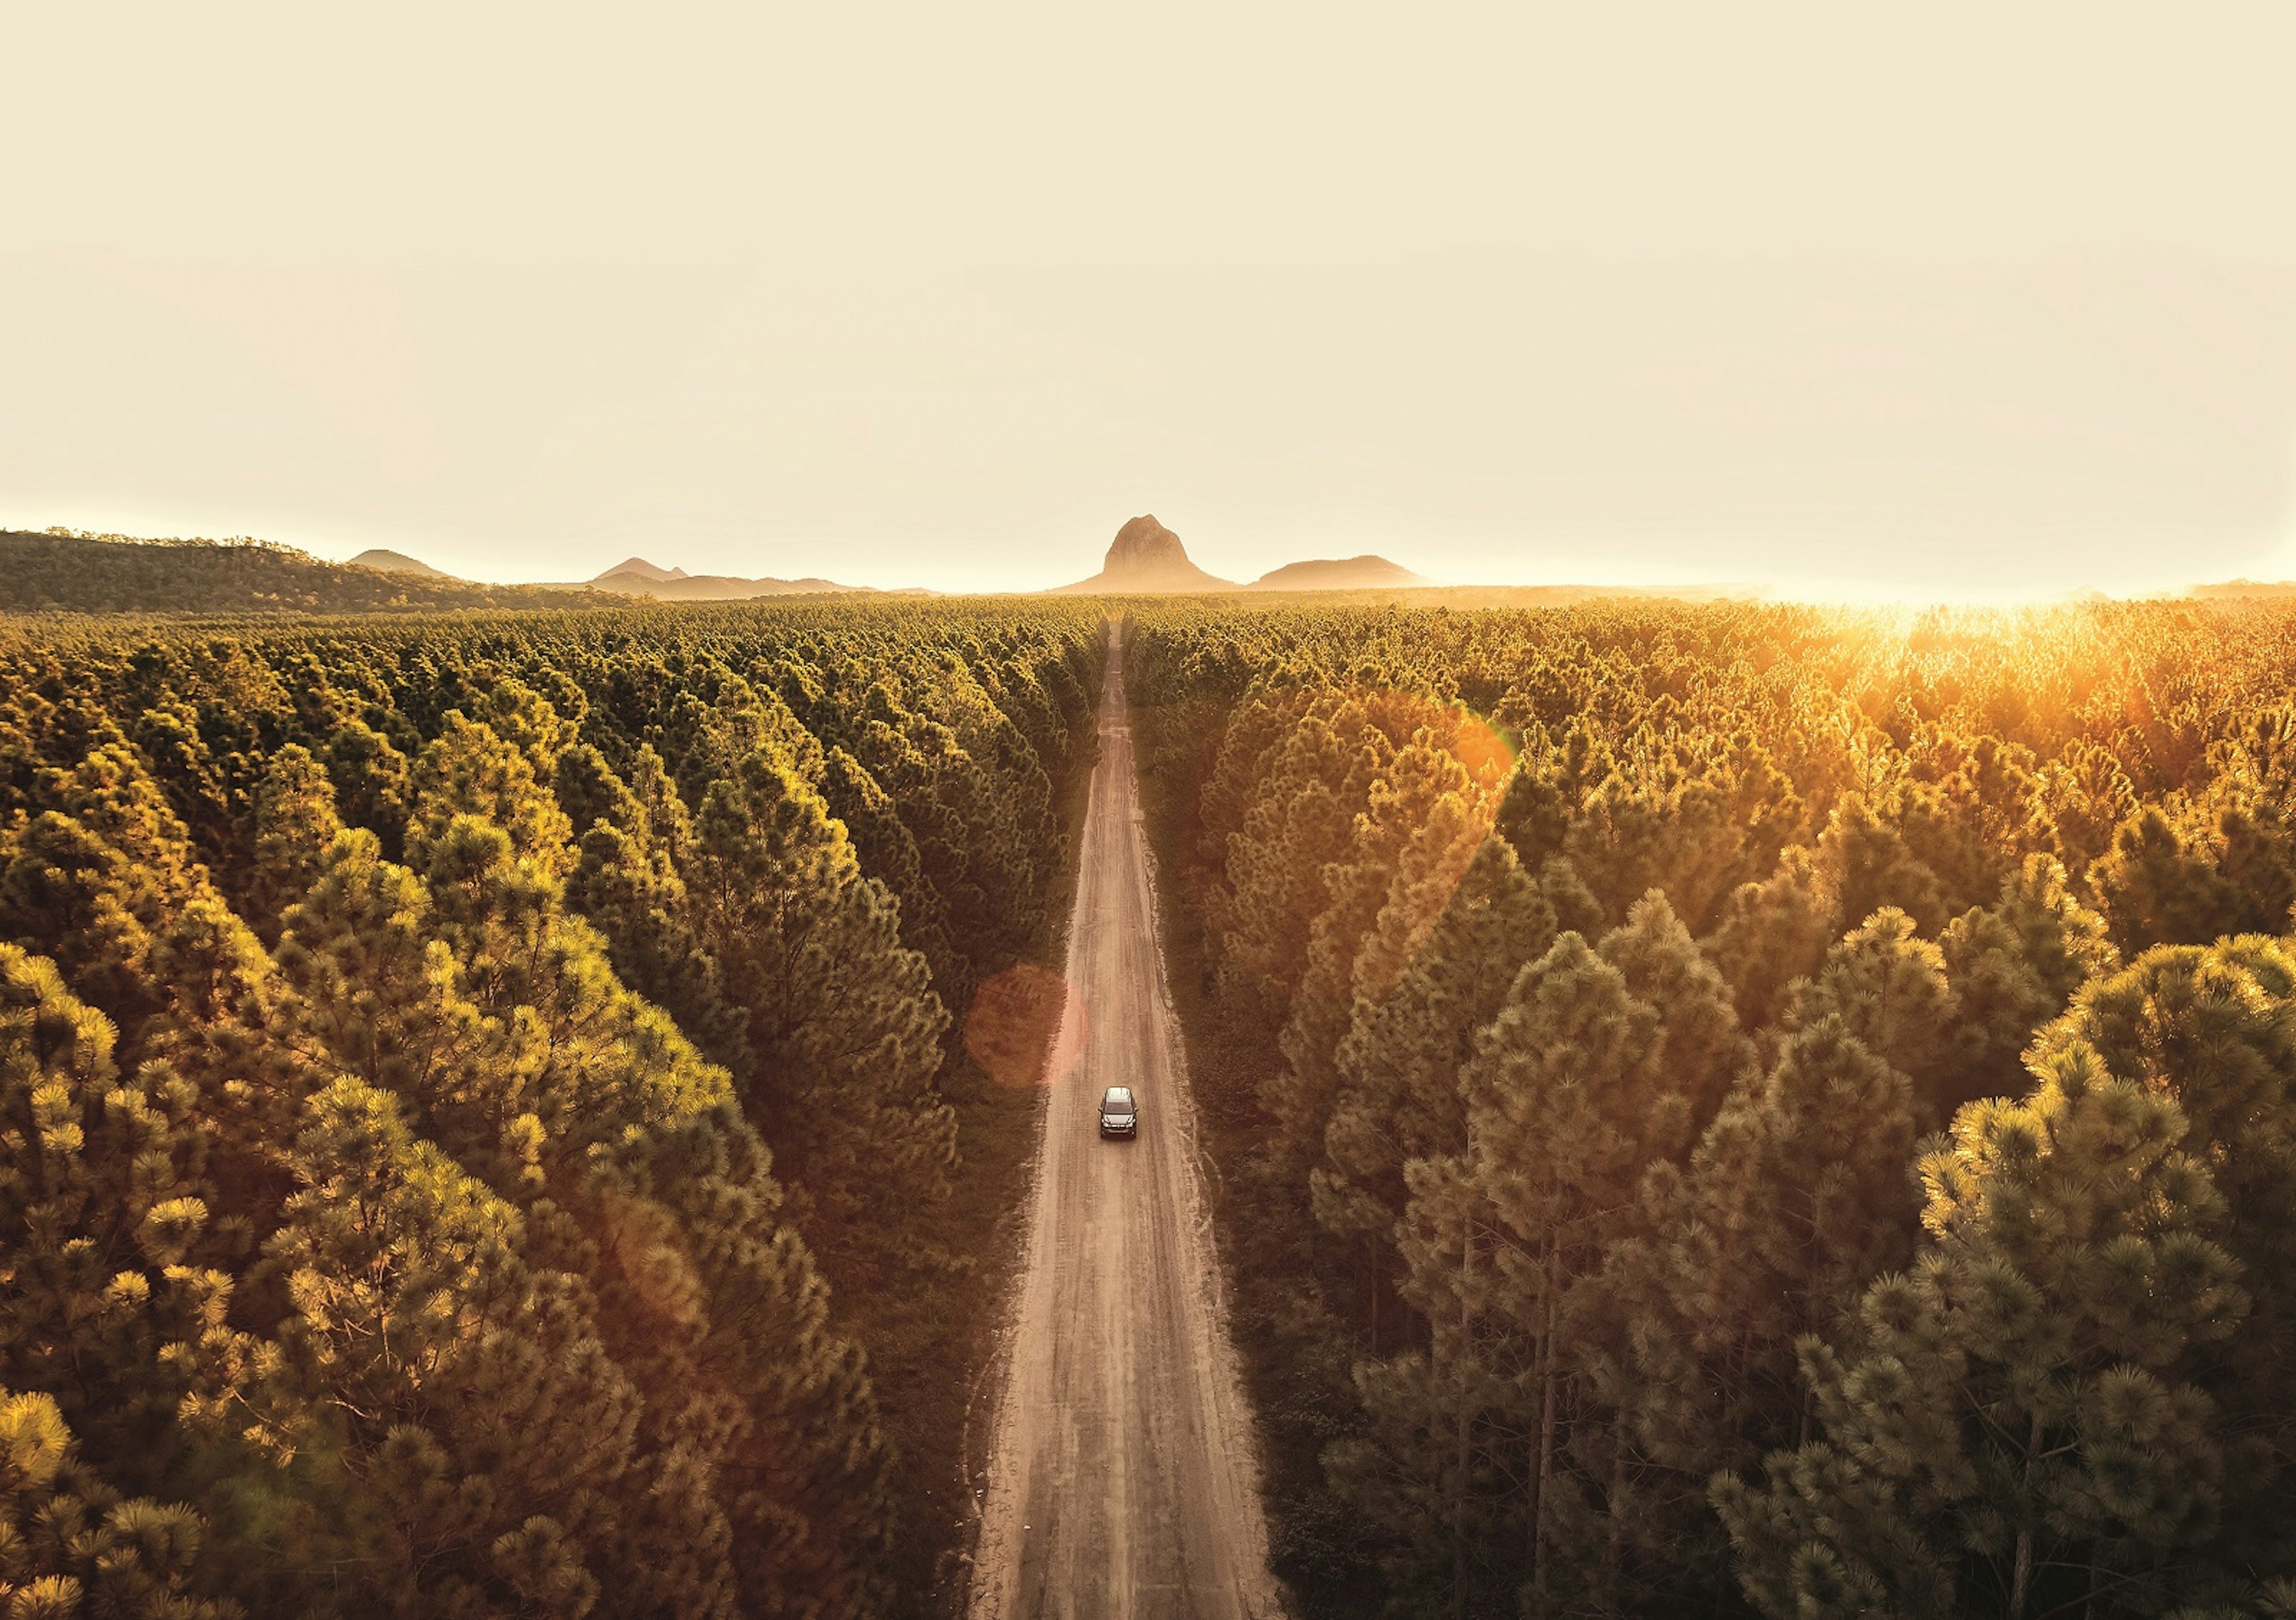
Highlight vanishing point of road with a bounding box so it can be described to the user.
[968,622,1283,1619]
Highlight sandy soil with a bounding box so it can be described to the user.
[967,623,1283,1620]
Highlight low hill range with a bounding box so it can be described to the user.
[10,519,1799,615]
[1250,555,1429,591]
[0,530,888,613]
[343,548,876,600]
[337,546,877,600]
[583,558,870,600]
[0,530,596,614]
[2190,579,2296,600]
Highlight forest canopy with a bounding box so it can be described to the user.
[0,597,1101,1617]
[1124,596,2296,1620]
[11,586,2296,1618]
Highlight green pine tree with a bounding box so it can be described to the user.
[686,744,954,1243]
[1715,1029,2260,1618]
[1313,837,1556,1353]
[248,744,346,937]
[0,1385,238,1620]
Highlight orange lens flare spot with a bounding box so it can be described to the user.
[964,964,1089,1089]
[590,1188,706,1329]
[1451,710,1516,789]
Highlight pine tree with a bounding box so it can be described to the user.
[2090,808,2262,956]
[2048,938,2296,1576]
[406,711,575,880]
[292,726,905,1615]
[1818,792,1949,937]
[2026,738,2136,881]
[587,1105,894,1619]
[549,742,648,849]
[816,744,968,1011]
[1364,930,1687,1616]
[558,752,744,1067]
[1563,771,1752,932]
[1790,906,1961,1120]
[0,744,206,1038]
[131,702,247,902]
[1892,734,2038,921]
[1703,844,1840,1038]
[1593,1016,1922,1609]
[1715,1037,2253,1619]
[248,744,346,936]
[1596,889,1753,1148]
[1938,854,2117,1112]
[1314,837,1556,1352]
[271,827,508,1164]
[477,676,581,785]
[1269,735,1488,1176]
[319,716,411,851]
[1349,776,1500,1013]
[686,744,954,1241]
[219,1075,646,1617]
[0,1385,237,1619]
[1205,707,1363,1017]
[0,946,230,1494]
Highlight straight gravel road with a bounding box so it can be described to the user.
[967,621,1283,1620]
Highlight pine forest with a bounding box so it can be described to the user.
[0,600,1098,1617]
[1122,598,2296,1620]
[5,589,2296,1619]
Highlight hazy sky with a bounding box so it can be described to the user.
[6,3,2295,596]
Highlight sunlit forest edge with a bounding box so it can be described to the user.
[1125,597,2296,1620]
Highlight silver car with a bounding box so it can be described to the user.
[1098,1086,1137,1139]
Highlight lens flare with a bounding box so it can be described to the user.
[1451,707,1516,790]
[964,964,1089,1089]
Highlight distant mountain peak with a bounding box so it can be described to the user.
[347,548,451,579]
[1054,515,1236,593]
[1106,515,1189,574]
[601,557,689,582]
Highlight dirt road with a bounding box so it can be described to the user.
[968,623,1282,1620]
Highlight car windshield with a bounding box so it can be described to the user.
[1103,1090,1132,1112]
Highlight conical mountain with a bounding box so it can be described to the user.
[347,548,451,577]
[599,556,690,582]
[1053,515,1238,593]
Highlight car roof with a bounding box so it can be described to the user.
[1102,1087,1133,1102]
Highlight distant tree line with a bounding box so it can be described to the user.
[0,598,1100,1616]
[0,530,601,614]
[1127,599,2296,1620]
